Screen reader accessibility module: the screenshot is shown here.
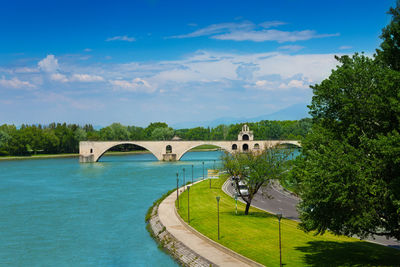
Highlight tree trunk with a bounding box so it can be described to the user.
[245,202,251,215]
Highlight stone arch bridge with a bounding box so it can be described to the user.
[79,140,301,163]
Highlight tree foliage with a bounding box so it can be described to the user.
[292,3,400,239]
[221,147,290,215]
[376,0,400,71]
[151,127,174,140]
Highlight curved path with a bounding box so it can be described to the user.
[158,183,263,267]
[223,180,400,249]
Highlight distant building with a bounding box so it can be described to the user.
[237,124,253,141]
[172,135,182,141]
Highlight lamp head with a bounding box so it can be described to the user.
[216,196,220,202]
[277,213,282,220]
[187,185,190,190]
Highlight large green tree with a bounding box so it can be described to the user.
[151,127,174,140]
[376,0,400,71]
[293,52,400,238]
[293,2,400,239]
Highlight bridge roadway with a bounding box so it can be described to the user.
[79,140,301,162]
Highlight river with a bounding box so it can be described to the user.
[0,150,223,266]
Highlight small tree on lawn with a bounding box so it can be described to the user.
[221,146,290,215]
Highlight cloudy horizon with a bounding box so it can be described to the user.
[0,0,393,127]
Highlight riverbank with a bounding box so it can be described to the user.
[0,151,148,161]
[147,181,258,266]
[145,187,213,267]
[0,147,218,161]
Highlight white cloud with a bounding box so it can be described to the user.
[106,35,136,42]
[278,45,304,51]
[38,55,59,73]
[339,45,352,50]
[213,29,339,43]
[110,78,154,93]
[103,50,337,94]
[169,21,254,38]
[169,21,339,43]
[14,67,39,73]
[0,77,36,89]
[84,48,92,52]
[259,21,286,28]
[279,79,309,89]
[255,80,273,87]
[71,74,104,82]
[50,73,69,83]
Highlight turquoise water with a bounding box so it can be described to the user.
[0,151,223,266]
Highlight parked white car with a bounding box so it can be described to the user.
[236,180,249,196]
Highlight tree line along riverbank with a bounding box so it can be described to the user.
[0,119,310,157]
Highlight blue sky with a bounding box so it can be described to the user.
[0,0,395,127]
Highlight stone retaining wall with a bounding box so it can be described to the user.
[147,202,214,267]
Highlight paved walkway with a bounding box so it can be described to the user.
[158,186,262,267]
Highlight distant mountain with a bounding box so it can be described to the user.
[172,103,310,129]
[93,125,104,130]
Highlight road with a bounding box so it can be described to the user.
[222,179,400,249]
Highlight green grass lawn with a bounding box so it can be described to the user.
[177,176,400,266]
[189,144,220,151]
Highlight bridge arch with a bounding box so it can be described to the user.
[94,142,160,162]
[242,143,249,151]
[176,142,231,161]
[276,140,302,148]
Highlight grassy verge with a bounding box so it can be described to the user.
[176,176,400,266]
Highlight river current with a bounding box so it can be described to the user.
[0,151,222,266]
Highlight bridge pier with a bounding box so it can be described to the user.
[162,154,177,161]
[79,154,94,163]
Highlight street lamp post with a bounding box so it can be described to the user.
[191,164,194,184]
[277,213,283,267]
[176,173,179,210]
[183,168,186,191]
[216,196,220,240]
[202,161,204,180]
[234,193,238,215]
[187,185,190,224]
[213,159,216,170]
